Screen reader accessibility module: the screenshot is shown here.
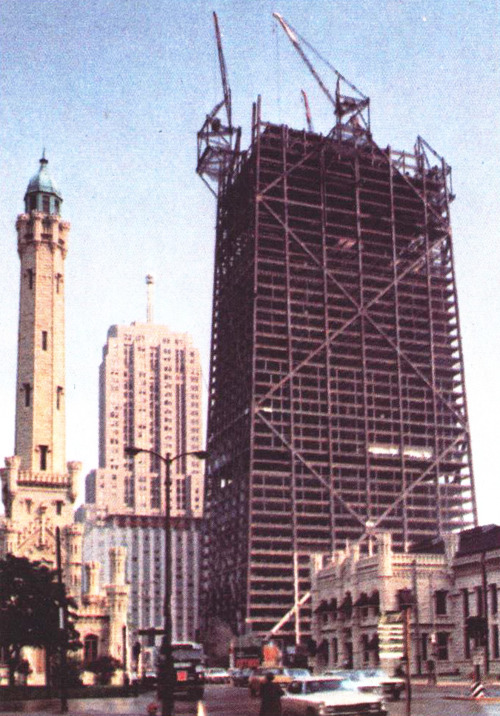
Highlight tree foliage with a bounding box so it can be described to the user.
[203,617,233,665]
[0,554,80,685]
[85,655,122,685]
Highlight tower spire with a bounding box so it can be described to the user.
[146,274,154,323]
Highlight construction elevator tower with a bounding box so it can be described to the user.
[198,21,477,642]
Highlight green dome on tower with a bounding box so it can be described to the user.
[24,151,63,215]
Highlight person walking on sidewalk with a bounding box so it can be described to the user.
[259,672,283,716]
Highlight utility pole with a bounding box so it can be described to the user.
[55,527,68,713]
[125,447,207,716]
[412,561,422,675]
[404,605,412,716]
[481,552,490,677]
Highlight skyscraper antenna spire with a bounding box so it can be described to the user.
[146,274,154,323]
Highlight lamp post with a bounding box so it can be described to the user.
[124,446,207,716]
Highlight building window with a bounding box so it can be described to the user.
[42,331,48,350]
[56,386,63,410]
[435,590,448,616]
[493,625,499,659]
[436,632,449,661]
[56,501,63,515]
[39,445,48,471]
[27,269,34,289]
[331,637,338,664]
[84,635,98,664]
[55,274,62,293]
[23,383,31,407]
[490,584,498,616]
[26,499,32,514]
[42,195,50,213]
[361,634,370,664]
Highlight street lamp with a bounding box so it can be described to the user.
[124,446,208,716]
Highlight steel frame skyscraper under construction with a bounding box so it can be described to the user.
[197,15,477,642]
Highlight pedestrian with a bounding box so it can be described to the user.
[259,672,283,716]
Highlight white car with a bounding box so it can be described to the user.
[324,669,404,701]
[203,667,231,683]
[281,676,387,716]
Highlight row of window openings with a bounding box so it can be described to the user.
[25,497,64,515]
[27,194,60,214]
[26,269,63,292]
[23,383,63,409]
[323,631,451,665]
[431,586,498,619]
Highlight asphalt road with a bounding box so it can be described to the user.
[3,683,500,716]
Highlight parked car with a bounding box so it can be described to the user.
[204,667,231,684]
[232,667,254,687]
[281,676,387,716]
[355,669,405,701]
[249,667,310,697]
[323,668,404,701]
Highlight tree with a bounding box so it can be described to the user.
[0,554,80,686]
[86,655,122,685]
[203,617,233,666]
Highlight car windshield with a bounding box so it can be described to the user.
[362,669,385,679]
[172,647,203,661]
[287,669,310,677]
[327,670,359,681]
[305,679,346,694]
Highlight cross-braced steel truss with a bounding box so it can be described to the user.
[202,100,476,641]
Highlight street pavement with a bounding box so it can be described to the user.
[2,683,500,716]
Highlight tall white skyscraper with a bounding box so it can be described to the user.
[83,279,204,649]
[87,306,203,518]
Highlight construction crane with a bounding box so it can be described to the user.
[301,89,313,133]
[214,11,232,128]
[196,12,240,195]
[273,13,370,135]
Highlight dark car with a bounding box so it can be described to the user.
[232,668,253,687]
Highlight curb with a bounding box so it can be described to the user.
[444,696,500,703]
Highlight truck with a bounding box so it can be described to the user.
[171,641,205,700]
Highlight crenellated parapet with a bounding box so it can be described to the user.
[16,212,70,258]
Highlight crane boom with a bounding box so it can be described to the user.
[213,11,232,127]
[273,13,370,134]
[273,13,337,113]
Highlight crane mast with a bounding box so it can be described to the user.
[196,12,240,196]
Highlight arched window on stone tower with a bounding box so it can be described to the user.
[84,634,99,664]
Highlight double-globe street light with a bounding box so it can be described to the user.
[125,446,208,716]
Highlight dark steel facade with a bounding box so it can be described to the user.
[202,101,477,640]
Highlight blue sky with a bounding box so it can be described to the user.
[1,0,499,523]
